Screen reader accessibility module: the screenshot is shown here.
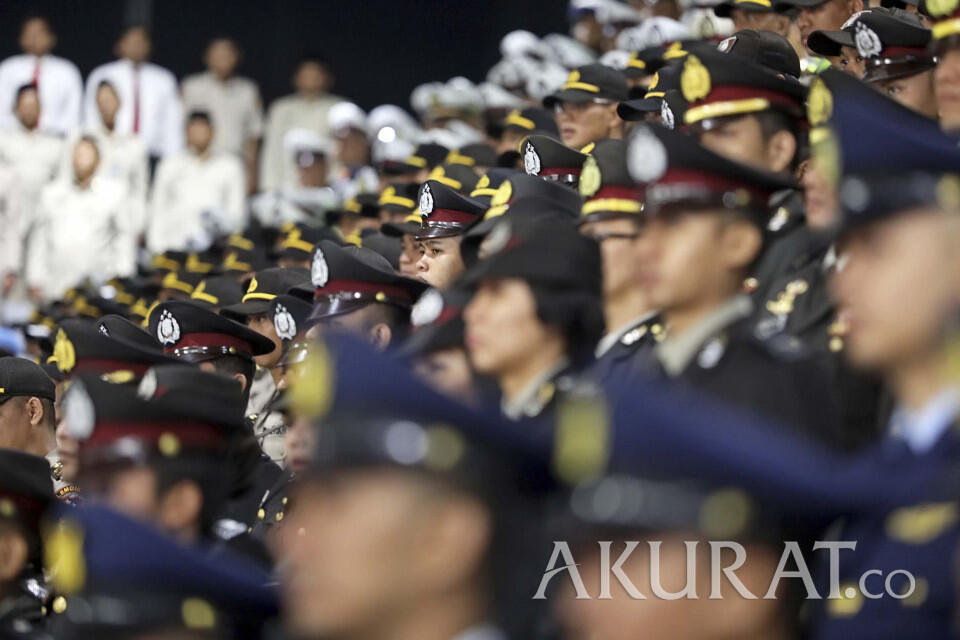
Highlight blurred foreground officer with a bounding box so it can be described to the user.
[805,64,960,640]
[414,180,486,290]
[84,25,183,160]
[181,38,264,179]
[552,474,798,640]
[0,450,54,638]
[627,124,843,445]
[576,140,662,381]
[26,137,136,301]
[147,110,246,253]
[0,15,82,136]
[461,218,604,421]
[47,504,278,639]
[401,288,477,401]
[279,341,546,640]
[543,63,629,149]
[930,0,960,131]
[60,368,274,568]
[305,240,426,350]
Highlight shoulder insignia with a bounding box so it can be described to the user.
[697,335,727,369]
[765,278,809,317]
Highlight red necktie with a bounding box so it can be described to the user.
[132,65,140,134]
[31,58,40,89]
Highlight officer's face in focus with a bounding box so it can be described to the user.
[695,115,796,175]
[876,71,938,120]
[117,27,151,64]
[557,535,784,640]
[831,209,960,371]
[833,46,865,77]
[280,469,485,638]
[731,9,791,35]
[294,61,330,95]
[935,47,960,133]
[96,84,121,126]
[246,313,283,369]
[15,88,40,130]
[636,210,761,314]
[398,235,420,278]
[413,347,475,400]
[205,39,239,78]
[796,0,862,53]
[555,101,623,150]
[72,140,100,183]
[464,278,564,376]
[186,119,214,154]
[20,17,55,57]
[416,237,465,290]
[580,218,645,300]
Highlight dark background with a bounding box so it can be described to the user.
[0,0,569,112]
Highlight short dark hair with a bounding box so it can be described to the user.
[40,398,55,430]
[119,24,151,40]
[753,110,808,171]
[187,110,213,126]
[210,355,255,404]
[531,284,605,366]
[96,80,118,96]
[14,83,37,105]
[20,14,52,34]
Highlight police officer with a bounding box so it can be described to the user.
[460,216,604,421]
[575,140,663,382]
[0,450,54,638]
[414,180,486,290]
[543,63,629,149]
[46,503,278,639]
[627,123,844,446]
[804,61,960,639]
[0,358,57,460]
[852,8,938,119]
[278,335,546,640]
[305,240,426,350]
[520,134,590,189]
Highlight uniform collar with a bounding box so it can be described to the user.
[595,310,659,358]
[656,295,753,377]
[887,386,960,455]
[501,358,569,421]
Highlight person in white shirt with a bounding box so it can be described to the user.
[147,110,246,253]
[61,80,149,234]
[181,38,263,191]
[26,137,136,301]
[84,25,183,160]
[0,165,22,297]
[0,84,63,228]
[0,15,82,136]
[259,55,343,191]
